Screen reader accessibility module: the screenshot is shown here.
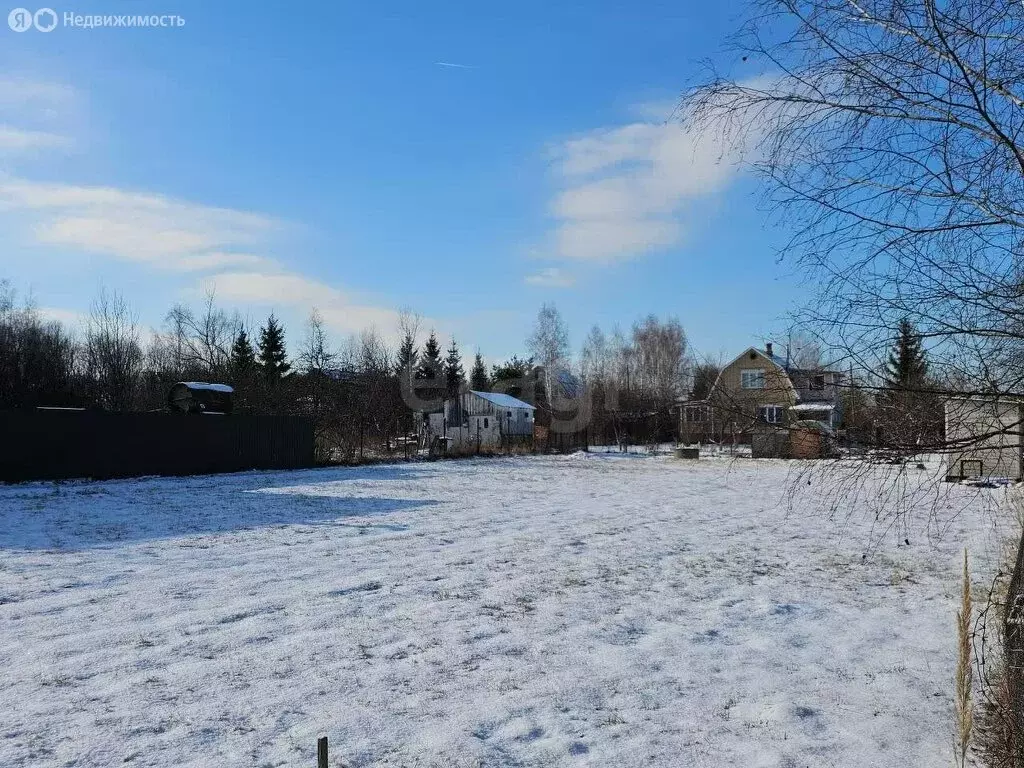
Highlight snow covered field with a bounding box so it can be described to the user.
[0,454,1012,767]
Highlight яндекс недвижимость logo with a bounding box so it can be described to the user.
[8,7,56,31]
[7,8,183,31]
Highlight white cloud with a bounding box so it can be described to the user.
[556,219,680,262]
[0,77,76,113]
[524,267,575,288]
[0,78,76,157]
[36,306,87,329]
[628,99,681,122]
[0,77,447,352]
[0,80,269,272]
[556,123,665,177]
[546,104,750,263]
[35,306,160,349]
[176,252,277,271]
[0,179,278,271]
[0,126,69,152]
[199,271,422,340]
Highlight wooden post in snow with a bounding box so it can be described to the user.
[317,736,328,768]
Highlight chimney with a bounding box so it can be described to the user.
[765,342,773,358]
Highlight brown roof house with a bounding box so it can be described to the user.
[678,343,844,455]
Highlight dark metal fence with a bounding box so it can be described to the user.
[0,409,314,482]
[533,424,588,453]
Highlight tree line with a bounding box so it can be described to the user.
[0,281,703,455]
[1,274,959,455]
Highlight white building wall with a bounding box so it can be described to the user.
[424,407,506,450]
[444,393,535,439]
[944,398,1023,480]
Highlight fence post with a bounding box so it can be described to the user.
[317,736,328,768]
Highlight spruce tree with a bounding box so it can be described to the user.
[490,355,533,400]
[885,319,928,390]
[414,330,444,408]
[416,331,442,380]
[229,328,256,380]
[444,338,464,399]
[880,319,939,447]
[470,352,489,391]
[395,328,418,379]
[258,314,291,380]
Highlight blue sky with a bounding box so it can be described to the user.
[0,0,805,365]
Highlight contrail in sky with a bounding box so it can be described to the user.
[434,62,477,69]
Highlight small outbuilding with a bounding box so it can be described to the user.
[167,382,234,414]
[944,397,1023,481]
[790,420,833,459]
[459,390,536,437]
[423,390,535,451]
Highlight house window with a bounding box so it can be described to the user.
[484,417,489,428]
[810,374,825,391]
[507,411,512,418]
[741,369,765,389]
[960,459,983,478]
[757,405,784,424]
[685,405,709,423]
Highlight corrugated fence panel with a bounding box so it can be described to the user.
[0,410,315,482]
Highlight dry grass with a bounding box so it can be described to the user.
[956,549,974,768]
[975,491,1024,768]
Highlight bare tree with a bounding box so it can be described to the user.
[631,315,688,407]
[85,290,143,411]
[580,325,609,385]
[0,281,78,407]
[395,307,425,417]
[577,317,691,446]
[685,0,1024,449]
[358,327,396,443]
[580,325,615,445]
[527,302,570,407]
[0,279,13,316]
[162,290,238,379]
[297,309,337,373]
[294,310,339,461]
[786,331,823,370]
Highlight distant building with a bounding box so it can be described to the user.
[423,390,536,451]
[944,397,1023,481]
[678,342,845,445]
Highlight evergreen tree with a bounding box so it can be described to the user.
[416,331,442,379]
[229,328,256,380]
[257,314,291,380]
[414,330,444,409]
[395,327,418,379]
[690,362,721,401]
[879,319,941,447]
[885,319,928,389]
[490,355,534,400]
[470,352,489,391]
[444,338,464,399]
